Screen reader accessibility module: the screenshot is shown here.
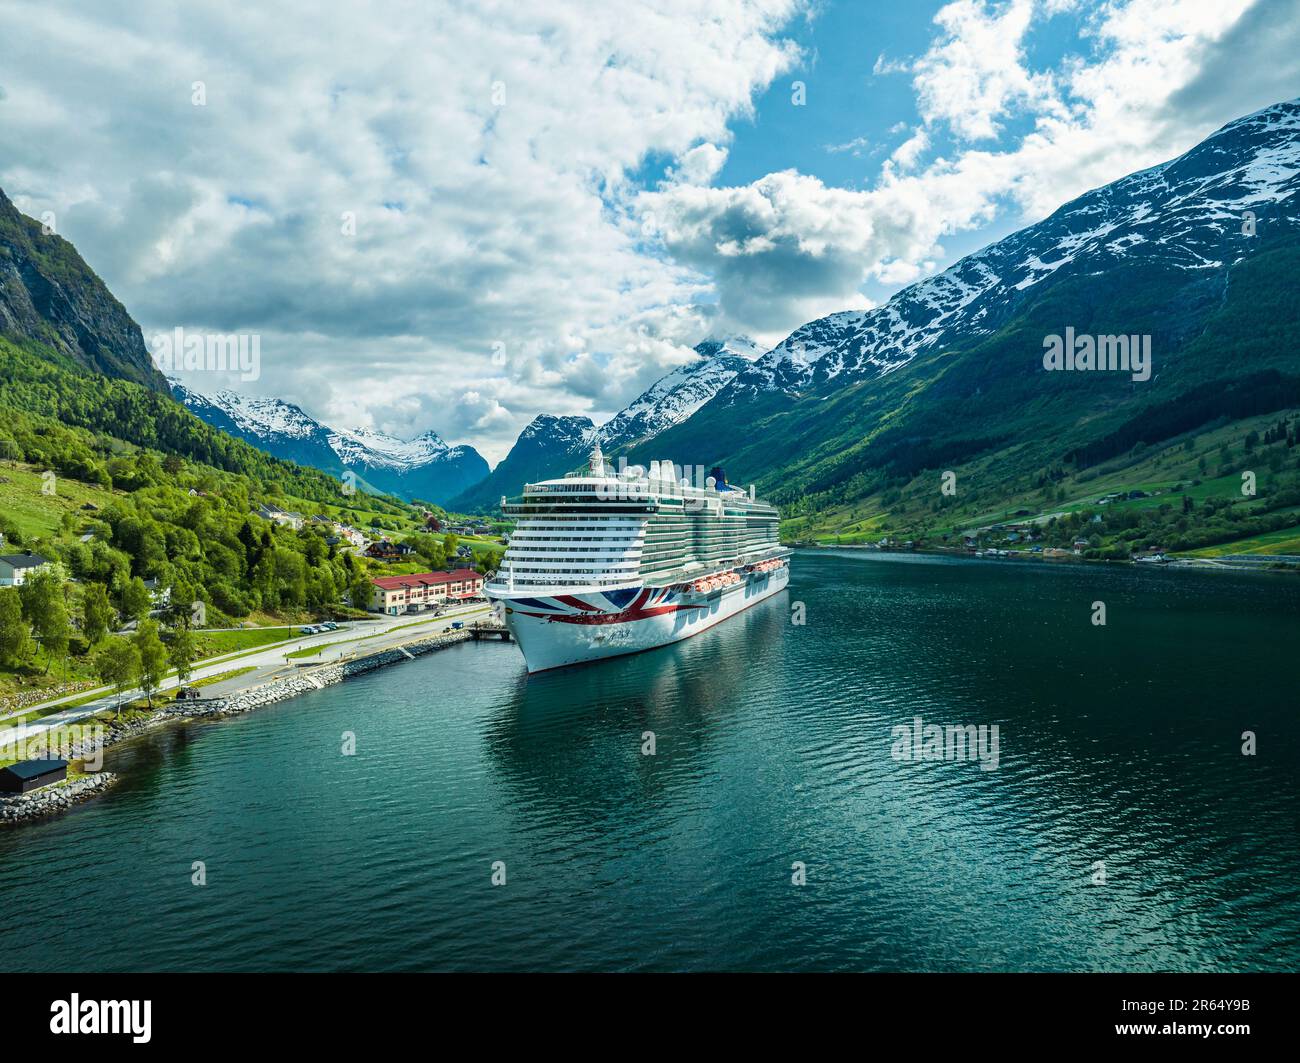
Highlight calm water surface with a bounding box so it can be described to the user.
[2,551,1298,971]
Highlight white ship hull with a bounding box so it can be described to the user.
[490,563,788,672]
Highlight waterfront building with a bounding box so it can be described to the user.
[369,569,485,614]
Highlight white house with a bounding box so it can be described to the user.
[253,503,304,531]
[0,552,51,587]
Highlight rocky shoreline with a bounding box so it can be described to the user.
[3,629,476,828]
[0,771,119,824]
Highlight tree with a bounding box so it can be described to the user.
[163,578,198,629]
[133,620,168,707]
[94,636,139,715]
[20,566,71,674]
[169,625,197,684]
[0,588,34,668]
[351,571,373,611]
[82,582,116,647]
[118,576,152,623]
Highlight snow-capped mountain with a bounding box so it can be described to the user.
[642,96,1300,508]
[171,383,489,504]
[327,425,481,473]
[450,338,763,510]
[713,98,1300,404]
[599,337,762,447]
[450,414,597,511]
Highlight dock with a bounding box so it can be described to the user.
[467,621,512,641]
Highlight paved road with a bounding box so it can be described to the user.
[1,601,493,745]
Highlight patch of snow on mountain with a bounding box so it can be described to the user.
[204,389,321,440]
[327,426,461,470]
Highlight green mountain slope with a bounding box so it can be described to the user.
[0,188,167,391]
[634,101,1300,547]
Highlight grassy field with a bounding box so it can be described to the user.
[0,460,124,540]
[1188,527,1300,557]
[191,626,301,658]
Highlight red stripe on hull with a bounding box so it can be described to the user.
[517,602,705,626]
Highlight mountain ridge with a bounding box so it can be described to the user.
[448,337,760,510]
[171,382,489,505]
[0,187,168,392]
[637,95,1300,534]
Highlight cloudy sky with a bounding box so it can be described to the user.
[2,0,1298,461]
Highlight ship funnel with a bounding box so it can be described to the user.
[749,484,756,501]
[589,444,608,477]
[648,460,660,479]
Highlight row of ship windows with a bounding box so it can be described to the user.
[514,520,643,527]
[507,559,640,565]
[511,531,641,538]
[508,546,641,553]
[639,543,769,550]
[506,537,639,545]
[496,563,639,571]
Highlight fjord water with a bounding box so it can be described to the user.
[2,552,1298,972]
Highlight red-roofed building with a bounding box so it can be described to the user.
[369,569,484,614]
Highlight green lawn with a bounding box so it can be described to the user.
[191,626,301,658]
[1186,527,1300,558]
[0,460,125,540]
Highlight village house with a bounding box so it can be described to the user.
[0,552,50,587]
[1134,547,1170,563]
[253,503,304,530]
[369,569,485,614]
[365,539,415,562]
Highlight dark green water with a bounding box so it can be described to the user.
[2,551,1298,971]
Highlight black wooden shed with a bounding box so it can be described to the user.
[0,759,68,793]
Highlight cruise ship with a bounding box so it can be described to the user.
[485,446,790,672]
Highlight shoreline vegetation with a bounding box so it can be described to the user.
[780,409,1300,563]
[0,626,485,827]
[798,541,1300,574]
